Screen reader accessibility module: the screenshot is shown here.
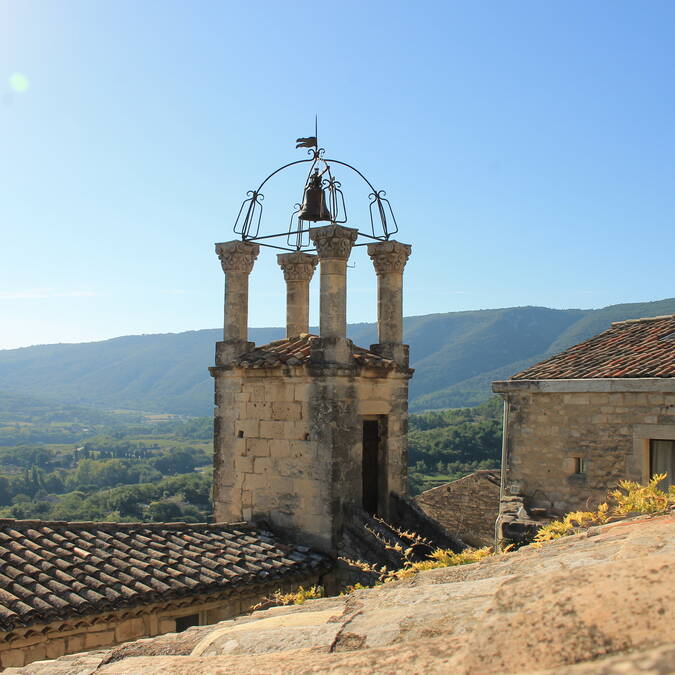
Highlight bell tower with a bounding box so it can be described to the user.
[210,135,412,551]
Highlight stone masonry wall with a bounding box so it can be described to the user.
[503,389,675,514]
[213,363,410,552]
[415,470,500,547]
[212,369,331,548]
[0,577,321,670]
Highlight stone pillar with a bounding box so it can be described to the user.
[367,240,411,366]
[277,252,318,338]
[214,240,259,364]
[309,225,358,339]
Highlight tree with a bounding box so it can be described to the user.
[145,500,182,522]
[151,448,197,476]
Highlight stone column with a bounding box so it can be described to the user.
[214,240,259,364]
[309,225,358,338]
[277,252,318,338]
[367,240,411,366]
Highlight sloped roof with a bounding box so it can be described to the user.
[232,334,397,369]
[511,314,675,380]
[0,519,331,632]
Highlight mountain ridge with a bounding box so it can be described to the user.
[1,297,673,415]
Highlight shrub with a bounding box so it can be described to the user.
[534,474,673,544]
[340,518,494,586]
[381,546,493,582]
[251,585,325,610]
[610,474,675,516]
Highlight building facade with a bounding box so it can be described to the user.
[493,314,675,541]
[210,225,413,551]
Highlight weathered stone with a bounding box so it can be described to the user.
[277,252,318,337]
[415,470,501,547]
[494,387,675,535]
[214,241,259,361]
[310,225,358,341]
[84,631,116,649]
[367,241,411,362]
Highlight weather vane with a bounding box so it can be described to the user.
[295,115,318,150]
[232,118,398,252]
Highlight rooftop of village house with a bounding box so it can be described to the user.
[230,334,402,370]
[0,519,331,632]
[509,313,675,380]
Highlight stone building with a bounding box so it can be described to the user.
[415,470,500,547]
[493,314,675,541]
[0,520,329,669]
[210,226,414,552]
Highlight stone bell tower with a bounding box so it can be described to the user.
[210,142,412,552]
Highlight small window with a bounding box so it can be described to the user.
[175,613,200,632]
[650,439,675,490]
[573,457,586,474]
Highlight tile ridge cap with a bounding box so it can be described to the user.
[0,519,261,532]
[611,313,675,326]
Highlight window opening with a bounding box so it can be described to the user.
[573,457,586,474]
[650,439,675,490]
[175,614,200,632]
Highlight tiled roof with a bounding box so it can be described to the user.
[511,314,675,380]
[0,520,331,632]
[233,334,397,369]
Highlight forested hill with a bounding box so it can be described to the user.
[0,297,673,416]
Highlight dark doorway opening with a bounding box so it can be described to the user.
[362,420,380,515]
[175,613,200,632]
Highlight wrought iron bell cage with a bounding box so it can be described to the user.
[233,142,399,252]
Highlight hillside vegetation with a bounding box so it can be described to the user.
[0,298,673,416]
[0,398,502,521]
[408,396,501,493]
[0,416,214,523]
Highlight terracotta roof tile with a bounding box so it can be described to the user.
[232,333,397,369]
[511,314,675,380]
[0,520,331,632]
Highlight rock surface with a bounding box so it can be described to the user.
[10,514,675,674]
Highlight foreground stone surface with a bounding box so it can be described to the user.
[11,514,675,674]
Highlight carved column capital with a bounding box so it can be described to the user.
[309,225,358,260]
[215,241,260,275]
[277,252,319,282]
[367,240,412,275]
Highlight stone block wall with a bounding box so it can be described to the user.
[502,388,675,514]
[0,578,321,669]
[213,369,331,548]
[414,470,501,547]
[213,362,410,552]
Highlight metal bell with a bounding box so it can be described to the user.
[298,170,332,222]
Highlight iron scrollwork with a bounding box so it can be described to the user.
[231,136,400,252]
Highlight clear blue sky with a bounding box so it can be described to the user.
[2,1,674,349]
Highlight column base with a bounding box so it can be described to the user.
[310,337,354,365]
[215,340,255,366]
[370,343,409,368]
